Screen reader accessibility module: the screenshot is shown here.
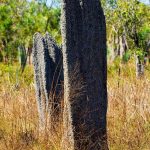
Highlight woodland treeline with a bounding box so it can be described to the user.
[0,0,149,64]
[0,0,61,63]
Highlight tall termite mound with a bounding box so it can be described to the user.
[32,32,63,128]
[61,0,108,149]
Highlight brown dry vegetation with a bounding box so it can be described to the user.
[0,60,150,150]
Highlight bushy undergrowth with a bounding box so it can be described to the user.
[0,62,150,150]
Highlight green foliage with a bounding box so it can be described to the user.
[0,0,61,62]
[0,63,33,87]
[135,48,147,61]
[138,26,150,48]
[113,57,122,69]
[122,50,132,63]
[0,0,149,63]
[103,0,150,61]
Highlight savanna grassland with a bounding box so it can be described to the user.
[0,60,149,150]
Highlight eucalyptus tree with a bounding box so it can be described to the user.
[61,0,108,149]
[117,0,149,76]
[0,0,61,64]
[102,0,150,77]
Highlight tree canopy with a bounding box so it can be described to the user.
[0,0,149,63]
[0,0,61,62]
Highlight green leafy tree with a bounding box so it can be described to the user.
[0,0,61,63]
[102,0,150,61]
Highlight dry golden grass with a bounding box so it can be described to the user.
[107,61,150,150]
[0,61,150,150]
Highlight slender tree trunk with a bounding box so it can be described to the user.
[132,25,144,77]
[136,55,144,78]
[28,47,32,65]
[133,31,144,78]
[120,33,128,58]
[145,40,150,64]
[61,0,108,149]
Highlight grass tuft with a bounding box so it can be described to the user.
[0,62,150,150]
